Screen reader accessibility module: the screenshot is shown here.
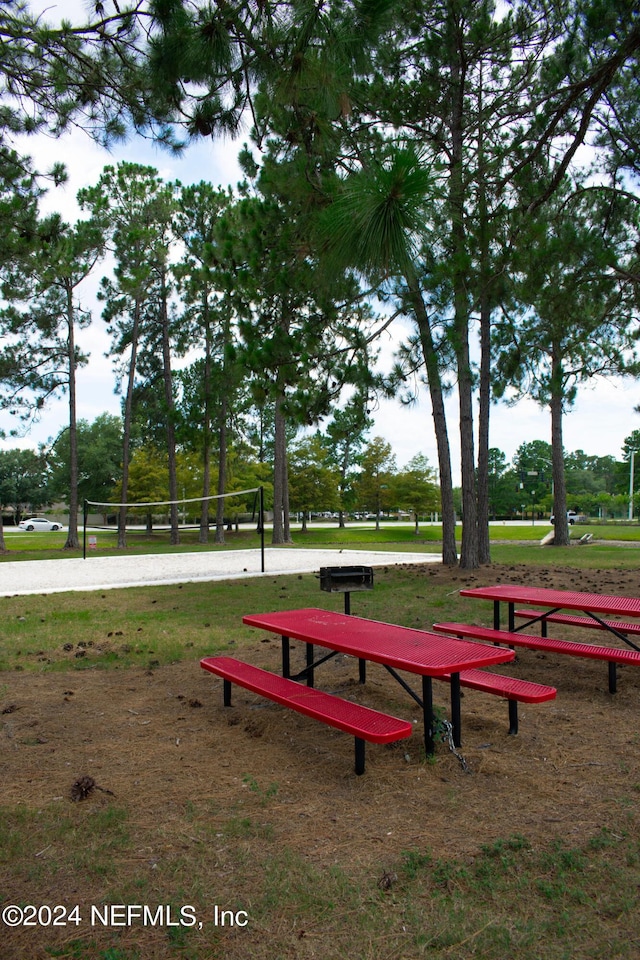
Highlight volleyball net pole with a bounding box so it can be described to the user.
[259,485,265,573]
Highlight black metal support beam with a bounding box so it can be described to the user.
[508,700,518,735]
[449,672,462,747]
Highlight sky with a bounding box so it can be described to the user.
[1,0,638,483]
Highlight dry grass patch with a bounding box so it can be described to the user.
[2,559,640,958]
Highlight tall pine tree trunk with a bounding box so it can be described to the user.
[200,302,213,543]
[215,394,228,543]
[550,350,570,546]
[272,393,290,544]
[406,267,457,565]
[282,440,291,542]
[64,281,80,549]
[448,5,478,570]
[337,438,351,530]
[215,309,233,544]
[476,61,491,565]
[477,293,492,564]
[160,271,179,545]
[118,299,141,549]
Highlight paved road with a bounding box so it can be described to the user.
[0,547,439,597]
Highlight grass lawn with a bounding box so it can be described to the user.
[0,536,639,674]
[3,518,640,562]
[1,534,640,959]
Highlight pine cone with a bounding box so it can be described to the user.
[70,775,96,802]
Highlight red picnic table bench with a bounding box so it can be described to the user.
[433,584,640,693]
[200,609,555,775]
[200,656,413,775]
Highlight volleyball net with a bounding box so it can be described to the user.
[83,486,265,566]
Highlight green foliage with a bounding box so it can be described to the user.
[228,186,378,427]
[394,453,439,529]
[0,214,102,431]
[113,445,169,507]
[354,436,397,522]
[322,392,373,517]
[0,446,50,517]
[173,180,260,542]
[49,414,123,508]
[288,434,340,525]
[78,162,183,544]
[0,148,44,281]
[493,184,636,412]
[0,1,151,146]
[320,147,435,277]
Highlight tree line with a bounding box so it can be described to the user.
[0,1,639,566]
[3,424,640,536]
[0,419,439,532]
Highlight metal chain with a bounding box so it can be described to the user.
[439,719,470,773]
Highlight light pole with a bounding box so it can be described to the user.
[629,451,636,522]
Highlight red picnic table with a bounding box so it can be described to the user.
[460,584,640,651]
[242,607,515,755]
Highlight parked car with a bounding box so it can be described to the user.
[18,517,64,532]
[550,510,578,525]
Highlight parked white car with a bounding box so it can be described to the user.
[18,517,64,532]
[550,510,578,525]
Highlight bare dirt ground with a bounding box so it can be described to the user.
[3,561,640,861]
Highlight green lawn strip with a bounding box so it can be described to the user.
[2,800,638,960]
[3,521,640,561]
[489,541,640,569]
[1,544,639,673]
[0,578,264,672]
[289,524,640,546]
[0,529,262,560]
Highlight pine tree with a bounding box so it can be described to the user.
[79,162,177,546]
[0,214,103,547]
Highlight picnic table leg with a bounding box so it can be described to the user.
[508,700,518,735]
[281,636,290,678]
[344,592,366,683]
[306,643,314,687]
[450,672,462,747]
[493,600,501,631]
[609,662,617,694]
[355,738,365,775]
[422,675,434,755]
